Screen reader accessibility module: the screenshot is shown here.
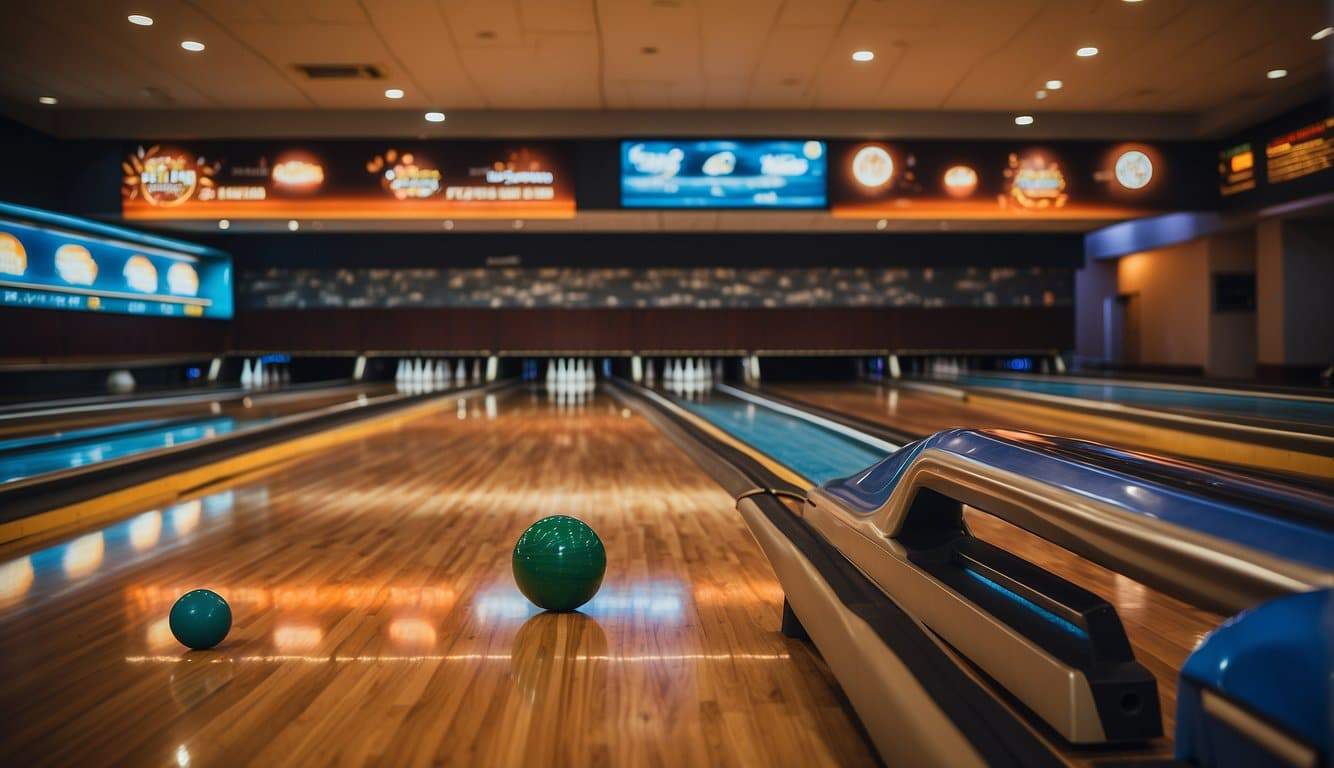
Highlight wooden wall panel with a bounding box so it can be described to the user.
[0,308,229,363]
[230,307,1073,353]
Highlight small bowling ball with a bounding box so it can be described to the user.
[169,589,232,650]
[512,516,606,612]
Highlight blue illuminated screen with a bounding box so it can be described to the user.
[0,216,232,319]
[621,140,827,209]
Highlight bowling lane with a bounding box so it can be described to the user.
[0,384,403,486]
[0,387,877,767]
[769,382,1334,478]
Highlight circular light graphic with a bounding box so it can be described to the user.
[852,145,894,188]
[943,165,978,198]
[802,140,824,159]
[0,233,27,276]
[1114,150,1153,189]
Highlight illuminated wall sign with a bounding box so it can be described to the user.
[1219,143,1257,196]
[1265,117,1334,184]
[829,141,1174,221]
[620,140,827,208]
[122,141,575,220]
[0,203,232,319]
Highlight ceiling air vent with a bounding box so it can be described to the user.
[294,63,384,80]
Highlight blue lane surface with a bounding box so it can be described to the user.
[946,374,1334,427]
[0,417,253,485]
[0,419,175,454]
[668,391,888,484]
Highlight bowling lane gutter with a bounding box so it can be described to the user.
[607,379,1067,768]
[0,380,516,534]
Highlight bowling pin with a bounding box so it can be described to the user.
[646,359,655,385]
[471,359,481,384]
[456,359,467,382]
[241,359,253,388]
[255,359,265,387]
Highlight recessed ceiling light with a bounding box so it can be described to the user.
[1314,27,1334,41]
[443,220,454,230]
[1122,0,1143,3]
[1076,46,1099,57]
[1015,115,1035,126]
[1035,89,1048,100]
[875,219,888,231]
[38,96,58,105]
[424,111,446,123]
[127,14,153,26]
[513,220,524,230]
[180,40,205,52]
[1266,68,1288,79]
[1045,79,1063,90]
[287,220,300,231]
[217,219,230,230]
[384,88,404,99]
[852,50,875,62]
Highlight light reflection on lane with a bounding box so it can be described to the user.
[0,489,241,613]
[125,652,792,664]
[473,581,688,625]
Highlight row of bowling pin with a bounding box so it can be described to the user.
[545,358,596,393]
[240,359,289,389]
[395,358,480,386]
[925,357,969,378]
[654,358,715,393]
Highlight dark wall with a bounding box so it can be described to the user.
[231,306,1072,353]
[1,307,229,361]
[211,231,1085,270]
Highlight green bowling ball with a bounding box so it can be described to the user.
[512,515,606,612]
[169,589,232,650]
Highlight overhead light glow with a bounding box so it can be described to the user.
[852,50,874,62]
[287,220,300,232]
[1045,79,1063,90]
[1014,115,1035,126]
[424,111,446,123]
[217,219,230,230]
[1266,68,1287,79]
[1035,90,1048,100]
[38,96,58,105]
[127,14,153,26]
[180,40,205,52]
[875,219,888,231]
[1314,27,1334,41]
[384,88,404,99]
[1076,46,1099,57]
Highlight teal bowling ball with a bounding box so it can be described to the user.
[169,589,232,650]
[512,515,606,612]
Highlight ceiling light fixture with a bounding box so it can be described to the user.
[875,219,888,231]
[1045,79,1063,90]
[1266,68,1288,79]
[1076,46,1099,57]
[1314,27,1334,41]
[852,50,875,62]
[218,219,230,230]
[384,88,404,99]
[127,14,153,26]
[287,220,300,232]
[424,111,446,123]
[1035,90,1048,100]
[38,96,58,105]
[180,40,205,52]
[1015,115,1035,126]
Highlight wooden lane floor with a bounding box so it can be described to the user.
[0,388,878,768]
[769,382,1333,477]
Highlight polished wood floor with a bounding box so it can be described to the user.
[0,389,878,767]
